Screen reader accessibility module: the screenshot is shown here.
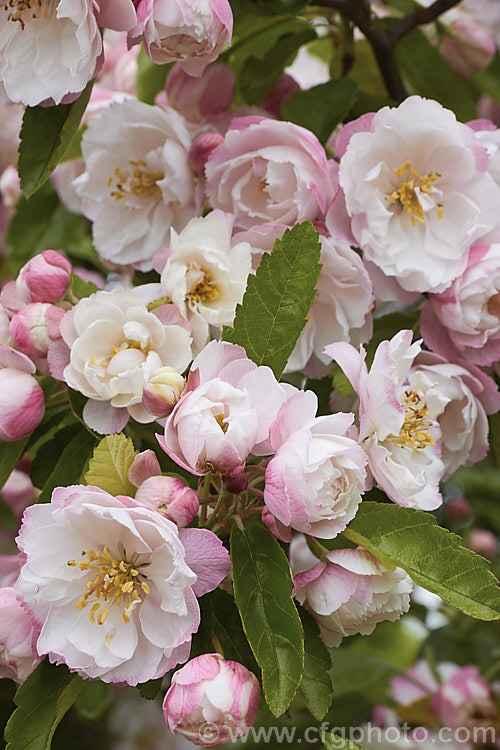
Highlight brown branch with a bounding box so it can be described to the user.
[385,0,464,45]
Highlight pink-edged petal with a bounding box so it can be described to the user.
[82,399,129,434]
[179,528,231,597]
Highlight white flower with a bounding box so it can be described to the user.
[338,96,500,293]
[52,288,192,434]
[74,99,196,267]
[160,212,252,353]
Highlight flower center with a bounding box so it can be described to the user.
[68,546,150,628]
[390,390,435,451]
[214,413,229,433]
[189,271,220,303]
[3,0,47,27]
[109,160,163,206]
[387,161,443,226]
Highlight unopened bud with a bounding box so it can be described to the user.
[17,250,72,304]
[135,475,199,527]
[439,20,495,79]
[142,367,185,417]
[467,529,497,560]
[444,497,470,519]
[9,303,65,358]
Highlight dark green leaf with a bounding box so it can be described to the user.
[38,428,97,503]
[136,48,172,105]
[394,29,477,121]
[4,661,83,750]
[223,221,322,379]
[59,125,86,164]
[343,502,500,620]
[84,434,138,496]
[298,607,333,720]
[0,438,29,490]
[138,678,163,701]
[18,82,93,198]
[74,681,112,721]
[0,498,16,531]
[282,78,358,145]
[230,516,304,716]
[488,412,500,467]
[30,424,82,490]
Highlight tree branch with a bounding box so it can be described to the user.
[385,0,464,46]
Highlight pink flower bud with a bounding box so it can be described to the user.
[166,62,235,123]
[261,73,301,118]
[142,366,186,418]
[444,497,471,519]
[16,250,72,304]
[135,475,199,527]
[466,529,497,560]
[1,469,36,520]
[163,654,260,747]
[0,346,45,442]
[9,303,65,358]
[223,468,248,494]
[189,132,224,182]
[439,20,495,79]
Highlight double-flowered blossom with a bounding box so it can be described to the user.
[74,99,196,267]
[205,117,336,230]
[326,330,447,510]
[0,345,44,442]
[50,288,192,434]
[264,390,367,539]
[130,0,233,76]
[290,536,413,647]
[0,587,42,682]
[337,96,500,293]
[159,340,291,475]
[10,303,65,360]
[16,485,230,685]
[431,665,498,731]
[163,653,260,746]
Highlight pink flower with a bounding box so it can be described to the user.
[129,0,233,76]
[163,653,260,747]
[166,62,235,123]
[421,243,500,367]
[0,587,42,682]
[205,117,336,230]
[264,391,367,539]
[10,303,65,359]
[0,345,44,442]
[16,250,72,305]
[16,485,230,685]
[158,341,291,475]
[290,537,413,647]
[326,331,446,510]
[136,476,199,527]
[431,666,498,730]
[440,20,495,79]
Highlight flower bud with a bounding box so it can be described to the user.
[223,467,248,494]
[142,366,185,418]
[9,303,65,358]
[0,346,45,442]
[166,63,235,123]
[1,469,36,520]
[135,475,199,527]
[17,250,72,304]
[439,20,495,79]
[163,654,260,747]
[189,132,224,182]
[466,529,497,560]
[444,497,471,519]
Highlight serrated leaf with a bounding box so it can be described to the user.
[298,607,333,720]
[230,516,304,716]
[18,82,93,198]
[223,221,321,379]
[343,502,500,620]
[138,678,163,701]
[37,428,97,503]
[4,661,83,750]
[84,434,138,497]
[0,437,29,490]
[282,78,358,145]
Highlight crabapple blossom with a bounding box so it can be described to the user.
[439,20,495,79]
[166,62,235,124]
[74,99,196,267]
[163,654,260,747]
[158,340,291,475]
[421,243,500,366]
[264,390,367,539]
[0,303,10,345]
[337,96,500,293]
[129,0,233,76]
[326,330,447,510]
[159,212,252,352]
[0,345,45,442]
[0,587,42,682]
[430,665,498,730]
[1,468,36,521]
[16,250,72,305]
[135,476,199,527]
[290,537,413,647]
[10,303,65,359]
[142,366,186,417]
[205,116,336,230]
[50,288,192,434]
[16,485,230,685]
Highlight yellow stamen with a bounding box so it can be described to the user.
[189,271,220,304]
[214,413,229,433]
[389,390,435,451]
[3,0,45,28]
[387,160,443,227]
[109,160,163,206]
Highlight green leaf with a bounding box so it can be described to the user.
[67,273,99,302]
[343,502,500,620]
[74,680,112,721]
[18,81,93,198]
[298,607,334,720]
[394,29,477,121]
[84,434,138,497]
[331,649,400,698]
[137,48,172,105]
[230,516,304,716]
[137,678,163,701]
[323,734,367,750]
[4,661,83,750]
[331,366,355,396]
[282,78,358,145]
[488,412,500,467]
[223,221,322,379]
[0,437,29,490]
[30,424,82,490]
[59,125,87,163]
[37,428,97,503]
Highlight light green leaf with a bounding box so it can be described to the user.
[18,82,93,198]
[37,428,97,503]
[298,607,334,720]
[343,502,500,620]
[84,434,138,497]
[230,516,304,716]
[4,661,83,750]
[223,222,322,379]
[66,273,99,302]
[136,47,172,104]
[282,78,358,145]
